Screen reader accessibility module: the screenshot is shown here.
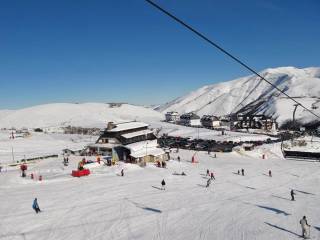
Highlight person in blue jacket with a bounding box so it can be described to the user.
[32,198,41,213]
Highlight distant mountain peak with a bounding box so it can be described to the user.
[157,66,320,125]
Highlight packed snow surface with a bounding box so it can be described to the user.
[158,67,320,125]
[0,132,320,240]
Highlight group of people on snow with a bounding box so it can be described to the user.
[28,151,313,239]
[156,161,167,168]
[236,168,245,176]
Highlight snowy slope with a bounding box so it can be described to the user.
[0,103,164,129]
[0,136,320,240]
[157,67,320,124]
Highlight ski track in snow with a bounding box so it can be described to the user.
[0,133,320,240]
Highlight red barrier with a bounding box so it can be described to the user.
[72,169,90,177]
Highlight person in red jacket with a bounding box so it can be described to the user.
[20,164,27,177]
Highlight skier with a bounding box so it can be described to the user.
[241,168,245,176]
[63,157,68,166]
[32,198,41,213]
[206,178,212,188]
[161,179,166,190]
[300,216,311,239]
[20,163,27,177]
[162,161,166,168]
[268,170,272,177]
[206,169,210,176]
[210,172,215,180]
[177,156,181,162]
[291,189,296,201]
[237,170,240,175]
[121,169,124,177]
[78,161,84,171]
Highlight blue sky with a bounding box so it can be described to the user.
[0,0,319,109]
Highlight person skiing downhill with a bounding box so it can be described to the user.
[206,169,210,176]
[121,169,124,177]
[291,189,296,201]
[268,170,272,177]
[161,179,166,190]
[206,178,211,188]
[300,216,311,239]
[241,169,245,176]
[210,172,215,180]
[32,198,41,213]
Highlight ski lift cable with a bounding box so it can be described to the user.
[144,0,320,120]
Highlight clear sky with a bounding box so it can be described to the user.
[1,0,319,109]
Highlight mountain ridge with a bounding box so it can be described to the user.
[157,66,320,124]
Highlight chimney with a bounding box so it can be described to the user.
[107,122,115,130]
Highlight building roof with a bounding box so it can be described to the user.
[121,130,153,139]
[201,115,220,121]
[130,147,165,158]
[124,140,158,152]
[87,143,118,149]
[108,122,148,132]
[180,112,200,120]
[165,111,179,115]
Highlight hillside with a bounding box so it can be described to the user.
[157,67,320,125]
[0,103,163,129]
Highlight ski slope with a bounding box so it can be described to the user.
[0,135,319,239]
[0,131,94,164]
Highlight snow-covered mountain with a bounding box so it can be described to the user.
[157,67,320,125]
[0,103,163,129]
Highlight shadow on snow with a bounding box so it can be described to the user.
[265,222,300,237]
[257,205,290,216]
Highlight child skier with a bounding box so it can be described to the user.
[299,216,311,239]
[32,198,41,214]
[291,189,296,201]
[161,179,166,190]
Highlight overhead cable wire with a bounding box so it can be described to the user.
[145,0,320,120]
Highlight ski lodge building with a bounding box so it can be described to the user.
[234,114,277,131]
[86,122,168,165]
[200,115,221,129]
[179,112,201,127]
[165,111,180,123]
